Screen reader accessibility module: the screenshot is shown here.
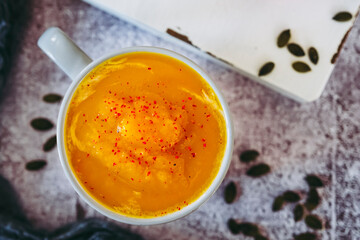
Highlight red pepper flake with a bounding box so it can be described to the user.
[206,114,211,118]
[83,114,85,117]
[147,171,151,176]
[143,142,147,144]
[174,127,177,130]
[202,138,206,142]
[87,84,90,87]
[109,91,112,94]
[153,101,157,104]
[187,147,192,151]
[84,120,87,122]
[192,104,197,107]
[175,156,179,159]
[153,157,157,160]
[159,139,163,142]
[191,153,196,158]
[200,125,204,128]
[182,105,185,109]
[203,144,207,147]
[113,162,116,166]
[86,154,90,157]
[131,178,134,181]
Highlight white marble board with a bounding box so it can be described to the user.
[82,0,360,102]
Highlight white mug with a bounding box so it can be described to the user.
[38,27,234,225]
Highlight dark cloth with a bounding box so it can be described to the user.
[0,0,28,95]
[0,175,144,240]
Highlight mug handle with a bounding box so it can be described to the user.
[37,27,92,80]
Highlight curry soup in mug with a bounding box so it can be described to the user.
[65,52,226,218]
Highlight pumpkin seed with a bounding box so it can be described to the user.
[287,43,305,57]
[240,150,259,163]
[30,118,54,131]
[227,219,260,237]
[255,235,268,240]
[238,222,260,237]
[305,215,323,230]
[277,29,291,48]
[258,62,275,76]
[25,160,47,171]
[166,28,193,45]
[43,135,57,152]
[305,188,320,211]
[294,232,317,240]
[228,219,241,234]
[43,93,62,103]
[308,47,319,65]
[246,163,270,177]
[283,191,301,203]
[272,195,285,212]
[292,62,311,73]
[305,175,324,188]
[294,204,304,222]
[332,12,352,22]
[224,181,237,204]
[331,52,338,64]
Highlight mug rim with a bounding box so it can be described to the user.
[57,46,234,225]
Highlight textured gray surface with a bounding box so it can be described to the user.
[0,0,359,239]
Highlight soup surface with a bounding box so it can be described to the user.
[65,52,226,217]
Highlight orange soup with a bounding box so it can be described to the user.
[65,52,226,217]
